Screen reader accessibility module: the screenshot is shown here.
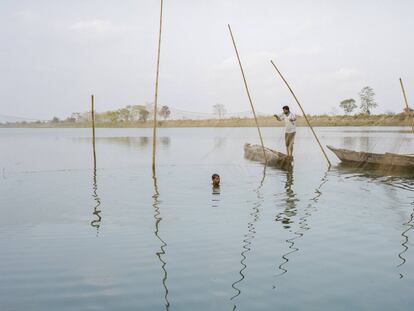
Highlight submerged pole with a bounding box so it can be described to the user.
[270,60,331,167]
[91,94,96,168]
[399,78,414,135]
[152,0,164,175]
[228,24,267,163]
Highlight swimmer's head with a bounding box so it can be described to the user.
[212,173,220,187]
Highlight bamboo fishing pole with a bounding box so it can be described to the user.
[91,94,96,169]
[152,0,164,175]
[270,60,331,167]
[228,24,267,163]
[399,78,414,135]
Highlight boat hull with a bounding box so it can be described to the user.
[244,143,292,168]
[327,145,414,169]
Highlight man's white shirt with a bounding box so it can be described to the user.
[279,112,296,133]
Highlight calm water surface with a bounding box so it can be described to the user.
[0,127,413,311]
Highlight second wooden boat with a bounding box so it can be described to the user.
[327,145,414,168]
[244,143,292,168]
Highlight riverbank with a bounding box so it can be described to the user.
[1,114,413,128]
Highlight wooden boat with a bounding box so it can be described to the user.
[327,145,414,168]
[244,143,292,168]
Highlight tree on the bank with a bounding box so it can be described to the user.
[146,102,155,119]
[213,104,226,119]
[99,111,118,123]
[130,105,149,121]
[138,106,150,121]
[70,112,82,122]
[359,86,377,114]
[117,107,131,122]
[158,105,171,120]
[339,98,357,114]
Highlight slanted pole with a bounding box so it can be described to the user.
[399,78,414,135]
[152,0,164,175]
[228,24,267,163]
[91,94,96,168]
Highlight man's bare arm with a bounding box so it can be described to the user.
[273,114,281,121]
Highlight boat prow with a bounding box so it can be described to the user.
[244,143,292,168]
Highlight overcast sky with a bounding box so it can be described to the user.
[0,0,413,119]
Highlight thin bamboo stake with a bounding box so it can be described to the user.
[270,60,331,167]
[399,78,414,135]
[228,24,267,163]
[91,94,96,169]
[152,0,164,175]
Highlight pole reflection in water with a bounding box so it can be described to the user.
[274,169,329,288]
[231,165,266,309]
[90,113,102,235]
[90,167,102,235]
[397,201,414,279]
[152,175,170,310]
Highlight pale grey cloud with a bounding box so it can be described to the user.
[69,19,114,32]
[334,68,363,80]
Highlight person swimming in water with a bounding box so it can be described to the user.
[212,173,220,187]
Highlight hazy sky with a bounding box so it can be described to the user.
[0,0,413,119]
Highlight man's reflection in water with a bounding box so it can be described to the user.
[275,170,298,229]
[274,169,329,288]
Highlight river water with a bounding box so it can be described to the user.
[0,127,413,311]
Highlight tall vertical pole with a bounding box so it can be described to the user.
[152,0,164,175]
[91,94,96,169]
[399,78,414,135]
[270,60,331,167]
[228,24,267,163]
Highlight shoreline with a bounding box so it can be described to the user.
[1,114,413,128]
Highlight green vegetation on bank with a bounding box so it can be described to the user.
[2,113,413,128]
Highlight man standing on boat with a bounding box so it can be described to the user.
[274,105,296,158]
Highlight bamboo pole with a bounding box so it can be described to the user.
[91,94,96,169]
[270,60,331,167]
[152,0,164,175]
[399,78,414,135]
[228,24,267,163]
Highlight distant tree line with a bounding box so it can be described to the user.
[52,104,171,123]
